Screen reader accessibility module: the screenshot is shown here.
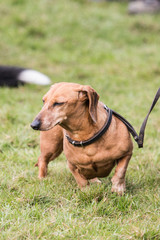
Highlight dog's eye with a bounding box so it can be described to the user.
[53,102,64,107]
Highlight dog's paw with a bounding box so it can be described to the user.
[38,172,47,179]
[80,184,90,192]
[111,176,126,195]
[89,177,102,184]
[111,182,126,196]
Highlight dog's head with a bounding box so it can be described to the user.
[31,82,99,131]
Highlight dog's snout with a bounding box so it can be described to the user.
[31,119,41,130]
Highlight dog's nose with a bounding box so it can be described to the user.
[30,119,41,130]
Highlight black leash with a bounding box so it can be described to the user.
[138,87,160,148]
[111,110,139,143]
[66,88,160,148]
[111,88,160,148]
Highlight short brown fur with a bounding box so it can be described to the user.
[32,82,133,195]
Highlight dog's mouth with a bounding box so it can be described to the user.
[38,121,61,131]
[31,113,63,132]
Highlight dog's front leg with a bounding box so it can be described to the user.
[35,127,63,179]
[36,147,63,179]
[111,154,132,195]
[36,155,48,179]
[67,161,89,189]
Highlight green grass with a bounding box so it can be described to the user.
[0,0,160,239]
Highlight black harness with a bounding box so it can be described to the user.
[66,88,160,148]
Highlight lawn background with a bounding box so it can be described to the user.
[0,0,160,239]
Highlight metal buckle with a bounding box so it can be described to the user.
[104,105,109,111]
[80,141,83,147]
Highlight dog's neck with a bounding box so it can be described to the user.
[60,102,107,141]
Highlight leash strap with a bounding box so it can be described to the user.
[138,87,160,148]
[111,110,139,143]
[112,88,160,148]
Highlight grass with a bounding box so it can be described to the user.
[0,0,160,239]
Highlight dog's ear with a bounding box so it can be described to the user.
[78,86,99,123]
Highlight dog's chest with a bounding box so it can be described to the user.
[64,141,115,178]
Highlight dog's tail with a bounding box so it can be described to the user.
[0,65,51,87]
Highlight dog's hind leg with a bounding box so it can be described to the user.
[35,126,63,179]
[111,154,132,195]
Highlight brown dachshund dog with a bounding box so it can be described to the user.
[31,82,133,195]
